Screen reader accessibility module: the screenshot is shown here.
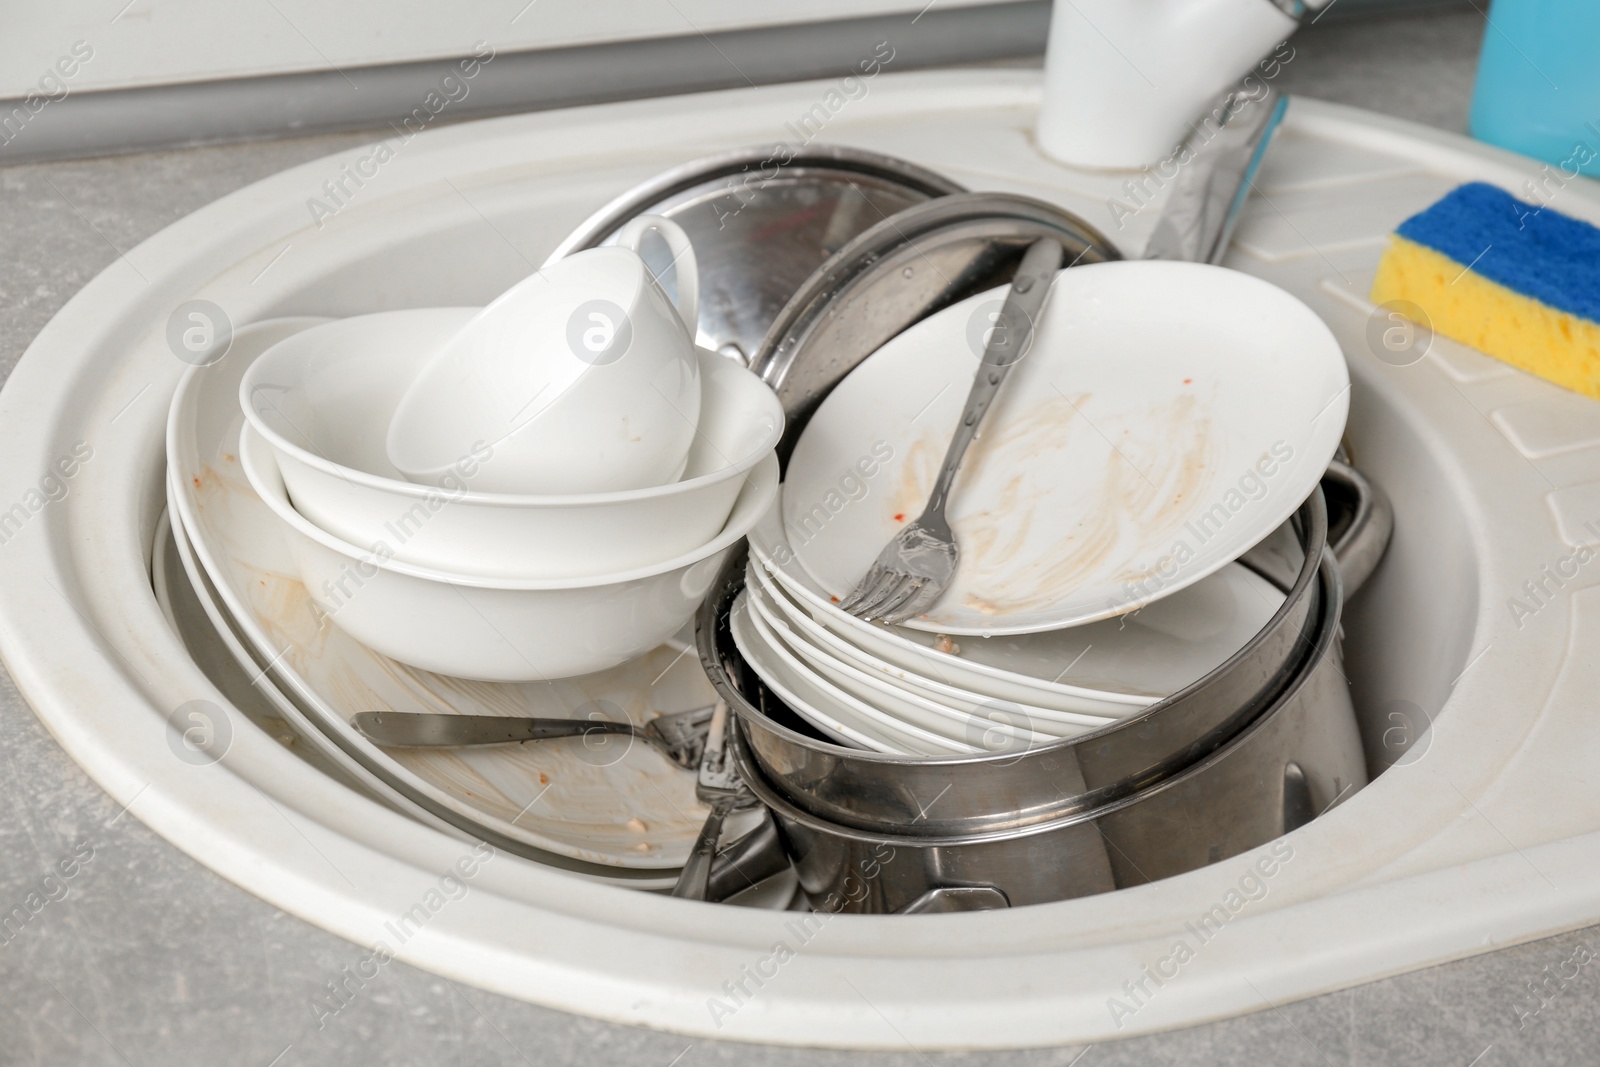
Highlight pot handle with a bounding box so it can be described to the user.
[1323,460,1393,598]
[896,884,1012,914]
[705,809,792,904]
[616,213,700,340]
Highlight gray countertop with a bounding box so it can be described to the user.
[6,7,1599,1065]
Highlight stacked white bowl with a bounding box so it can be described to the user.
[236,217,783,682]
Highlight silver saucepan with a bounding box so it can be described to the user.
[727,549,1364,914]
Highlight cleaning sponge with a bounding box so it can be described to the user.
[1370,181,1600,399]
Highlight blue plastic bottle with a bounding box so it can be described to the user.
[1469,0,1600,177]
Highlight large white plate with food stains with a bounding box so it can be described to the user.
[167,318,717,876]
[783,260,1347,635]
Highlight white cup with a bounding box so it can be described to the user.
[386,214,702,495]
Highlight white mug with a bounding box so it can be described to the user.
[387,215,703,495]
[616,213,699,339]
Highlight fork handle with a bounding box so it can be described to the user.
[671,797,737,900]
[921,237,1066,522]
[351,711,644,748]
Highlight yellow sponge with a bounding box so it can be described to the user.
[1370,182,1600,400]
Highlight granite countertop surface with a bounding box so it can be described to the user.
[5,6,1599,1065]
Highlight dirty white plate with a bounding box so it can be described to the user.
[745,563,1062,748]
[742,566,1081,742]
[745,559,1116,734]
[168,318,720,873]
[729,591,968,756]
[783,260,1347,634]
[161,507,797,905]
[750,489,1286,704]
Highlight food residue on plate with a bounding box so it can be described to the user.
[625,817,648,833]
[867,389,1217,621]
[933,634,961,655]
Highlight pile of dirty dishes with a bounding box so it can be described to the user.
[732,260,1348,754]
[236,216,782,681]
[699,255,1383,912]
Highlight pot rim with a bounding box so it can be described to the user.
[749,190,1123,431]
[543,142,968,265]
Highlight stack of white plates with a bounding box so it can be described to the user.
[737,500,1286,755]
[731,262,1347,755]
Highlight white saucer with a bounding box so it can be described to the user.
[783,261,1346,634]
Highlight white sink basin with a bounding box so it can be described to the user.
[3,69,1598,1049]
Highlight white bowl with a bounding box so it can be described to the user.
[387,235,701,494]
[239,423,778,682]
[239,308,782,579]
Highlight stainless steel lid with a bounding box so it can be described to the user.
[545,144,965,364]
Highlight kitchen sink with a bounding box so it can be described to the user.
[2,69,1597,1048]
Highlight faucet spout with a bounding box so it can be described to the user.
[1036,0,1303,170]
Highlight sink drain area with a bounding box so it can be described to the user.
[1,72,1596,1048]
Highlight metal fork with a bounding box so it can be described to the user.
[839,236,1065,623]
[671,701,758,900]
[350,704,714,769]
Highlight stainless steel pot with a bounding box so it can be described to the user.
[698,487,1331,836]
[545,145,965,365]
[729,550,1364,913]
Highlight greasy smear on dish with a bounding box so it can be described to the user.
[887,390,1217,621]
[191,437,709,869]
